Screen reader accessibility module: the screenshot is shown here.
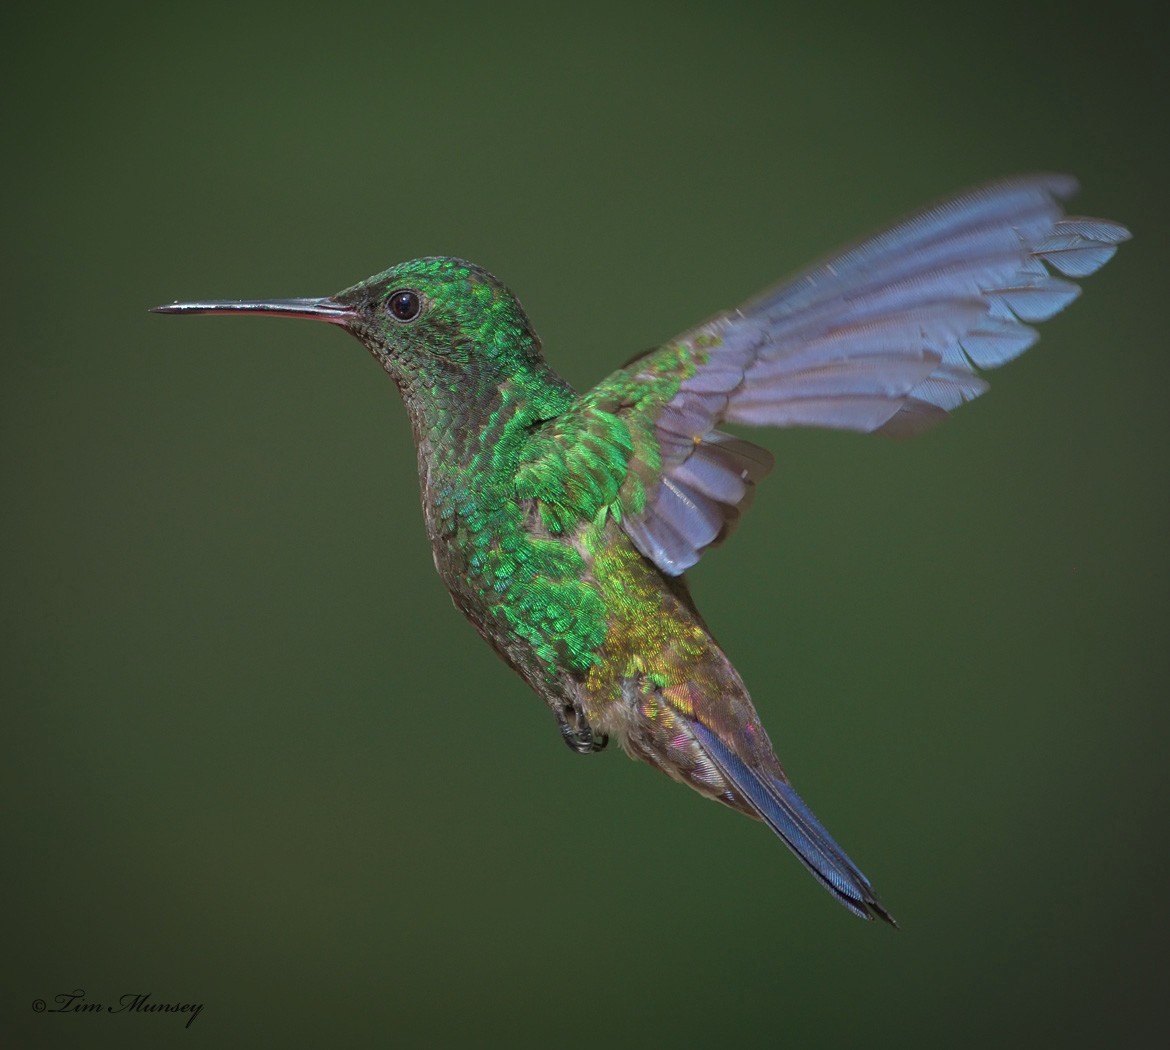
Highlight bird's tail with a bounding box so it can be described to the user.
[691,719,896,925]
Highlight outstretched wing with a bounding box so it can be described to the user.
[519,174,1130,575]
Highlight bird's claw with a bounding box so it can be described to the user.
[556,707,608,754]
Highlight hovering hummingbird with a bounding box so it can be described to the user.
[154,174,1128,923]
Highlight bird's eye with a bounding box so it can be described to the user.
[387,290,421,322]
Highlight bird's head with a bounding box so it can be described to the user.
[153,256,548,394]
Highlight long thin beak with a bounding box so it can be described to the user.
[149,296,356,325]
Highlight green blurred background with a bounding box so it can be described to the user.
[3,1,1166,1047]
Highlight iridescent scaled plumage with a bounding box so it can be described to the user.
[152,175,1129,924]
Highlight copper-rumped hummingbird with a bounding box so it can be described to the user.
[153,175,1128,923]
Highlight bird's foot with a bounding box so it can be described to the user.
[556,707,608,754]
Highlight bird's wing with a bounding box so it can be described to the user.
[521,174,1130,575]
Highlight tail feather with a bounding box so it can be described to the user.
[691,720,896,925]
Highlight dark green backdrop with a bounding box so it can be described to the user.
[3,2,1166,1047]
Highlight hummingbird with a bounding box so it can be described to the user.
[153,174,1128,923]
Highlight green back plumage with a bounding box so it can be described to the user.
[332,257,680,682]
